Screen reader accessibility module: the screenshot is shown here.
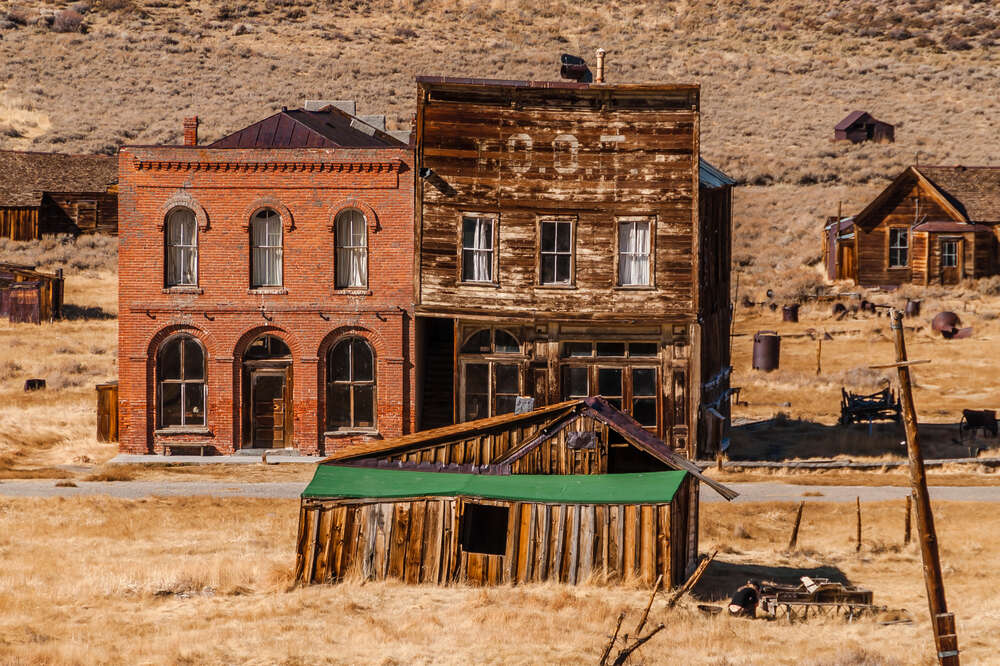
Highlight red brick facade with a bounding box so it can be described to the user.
[117,143,414,455]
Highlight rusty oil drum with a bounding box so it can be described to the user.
[782,304,799,322]
[752,331,780,372]
[905,299,921,318]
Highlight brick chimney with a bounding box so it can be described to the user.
[183,116,199,146]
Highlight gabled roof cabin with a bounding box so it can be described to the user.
[834,111,894,144]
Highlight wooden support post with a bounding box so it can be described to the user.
[890,309,959,665]
[787,501,804,551]
[855,496,862,552]
[816,334,822,376]
[905,494,912,545]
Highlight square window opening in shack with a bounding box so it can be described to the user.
[460,503,510,556]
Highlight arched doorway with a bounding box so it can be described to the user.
[243,334,292,449]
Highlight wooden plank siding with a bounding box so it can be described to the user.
[298,497,674,587]
[0,207,39,240]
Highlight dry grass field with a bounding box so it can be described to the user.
[0,495,996,664]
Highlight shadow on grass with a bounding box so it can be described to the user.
[690,559,851,603]
[61,304,116,321]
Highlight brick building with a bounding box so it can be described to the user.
[117,104,414,455]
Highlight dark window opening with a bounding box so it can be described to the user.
[460,503,509,555]
[608,446,669,473]
[158,336,206,428]
[327,337,376,430]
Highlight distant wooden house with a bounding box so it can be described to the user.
[0,263,64,323]
[294,397,736,588]
[824,166,1000,286]
[834,111,894,144]
[0,151,118,240]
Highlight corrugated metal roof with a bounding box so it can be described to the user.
[699,158,735,189]
[208,107,406,149]
[0,151,118,207]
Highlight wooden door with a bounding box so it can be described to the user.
[837,242,856,281]
[940,238,961,285]
[251,370,288,448]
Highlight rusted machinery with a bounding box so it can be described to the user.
[839,386,902,425]
[932,311,973,339]
[758,577,885,622]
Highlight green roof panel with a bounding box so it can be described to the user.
[302,465,687,504]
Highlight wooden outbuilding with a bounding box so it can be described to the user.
[834,111,894,144]
[96,381,119,443]
[0,263,64,323]
[826,166,1000,286]
[294,397,737,587]
[0,151,118,240]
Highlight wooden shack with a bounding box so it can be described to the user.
[0,151,118,240]
[830,166,1000,286]
[295,397,737,587]
[834,111,894,144]
[0,263,64,323]
[413,77,734,460]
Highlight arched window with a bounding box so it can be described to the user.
[335,208,367,288]
[327,338,375,431]
[158,335,205,428]
[165,208,197,286]
[458,328,522,421]
[250,208,282,287]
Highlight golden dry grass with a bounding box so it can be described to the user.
[0,495,995,664]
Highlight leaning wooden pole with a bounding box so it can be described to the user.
[904,494,913,546]
[855,496,862,552]
[890,309,959,665]
[787,501,805,551]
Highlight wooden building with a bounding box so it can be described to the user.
[825,166,1000,286]
[413,77,734,460]
[0,151,118,240]
[0,263,64,323]
[295,397,736,587]
[834,111,894,144]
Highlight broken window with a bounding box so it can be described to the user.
[158,335,205,428]
[618,219,652,286]
[461,215,495,282]
[251,208,283,287]
[335,208,367,288]
[460,503,509,556]
[327,338,376,430]
[889,228,908,268]
[539,219,573,285]
[165,208,197,287]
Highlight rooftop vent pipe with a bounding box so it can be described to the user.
[595,48,607,83]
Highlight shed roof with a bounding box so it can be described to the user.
[208,107,406,149]
[699,158,735,189]
[0,151,118,207]
[303,465,687,504]
[835,110,893,131]
[917,166,1000,223]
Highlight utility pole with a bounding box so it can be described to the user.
[888,309,959,665]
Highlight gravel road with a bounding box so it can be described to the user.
[1,479,998,502]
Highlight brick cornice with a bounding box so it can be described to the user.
[131,158,403,173]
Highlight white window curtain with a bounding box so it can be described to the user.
[462,216,494,282]
[335,209,368,288]
[166,208,197,286]
[618,220,651,286]
[251,209,282,287]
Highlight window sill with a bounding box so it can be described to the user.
[324,430,382,439]
[887,267,910,271]
[154,428,212,436]
[332,288,373,296]
[248,287,288,295]
[535,283,577,290]
[614,285,656,291]
[458,281,500,289]
[162,286,203,295]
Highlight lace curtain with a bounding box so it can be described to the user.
[251,209,282,287]
[166,208,197,286]
[335,209,368,288]
[618,220,650,286]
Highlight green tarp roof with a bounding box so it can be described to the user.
[302,465,687,504]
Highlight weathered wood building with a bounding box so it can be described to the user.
[834,111,894,144]
[295,397,736,587]
[0,263,64,323]
[412,77,734,460]
[825,166,1000,286]
[0,151,118,240]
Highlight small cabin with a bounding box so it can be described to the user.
[827,166,1000,286]
[0,151,118,240]
[294,397,736,588]
[834,111,894,144]
[0,263,64,323]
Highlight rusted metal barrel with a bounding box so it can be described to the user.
[782,304,799,322]
[932,311,963,339]
[905,299,921,318]
[752,331,780,372]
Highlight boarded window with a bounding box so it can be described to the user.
[165,208,197,287]
[889,228,908,268]
[539,219,572,284]
[460,503,509,555]
[618,220,651,286]
[251,208,283,287]
[335,208,367,288]
[158,336,205,428]
[461,216,494,282]
[327,338,376,430]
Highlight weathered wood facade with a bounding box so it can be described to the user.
[296,397,736,587]
[0,263,64,323]
[413,78,734,460]
[0,151,118,240]
[829,166,1000,286]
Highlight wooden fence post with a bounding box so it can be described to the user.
[788,501,805,551]
[904,494,912,546]
[855,496,862,552]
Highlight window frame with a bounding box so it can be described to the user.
[250,208,284,288]
[614,216,656,288]
[458,327,524,422]
[458,213,499,285]
[157,334,207,430]
[164,207,199,288]
[537,216,576,287]
[334,208,369,290]
[325,337,377,433]
[940,237,959,269]
[888,227,909,269]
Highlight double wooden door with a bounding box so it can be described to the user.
[249,367,292,448]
